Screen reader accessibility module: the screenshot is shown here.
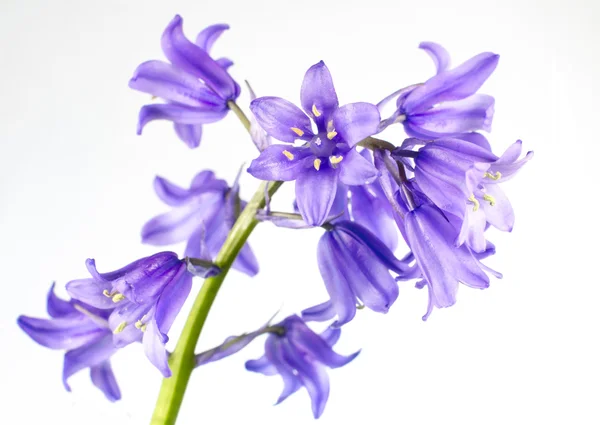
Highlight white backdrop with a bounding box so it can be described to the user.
[1,0,599,424]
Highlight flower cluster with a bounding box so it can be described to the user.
[18,15,532,422]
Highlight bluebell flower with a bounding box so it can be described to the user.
[64,252,192,376]
[129,15,240,148]
[380,42,499,140]
[246,315,359,418]
[247,61,381,226]
[18,283,121,401]
[302,221,417,326]
[141,170,259,276]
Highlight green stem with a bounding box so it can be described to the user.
[150,180,282,425]
[227,100,251,132]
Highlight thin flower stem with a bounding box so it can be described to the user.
[357,137,397,152]
[150,180,283,425]
[227,100,251,132]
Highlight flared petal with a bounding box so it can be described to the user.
[265,337,302,404]
[233,243,260,277]
[338,149,380,185]
[143,317,171,377]
[245,355,277,376]
[137,104,228,135]
[63,334,117,391]
[456,204,487,252]
[458,132,492,151]
[332,102,380,147]
[290,326,359,369]
[250,97,313,143]
[482,184,514,231]
[90,361,121,402]
[317,233,357,326]
[47,283,76,318]
[161,15,236,99]
[300,61,339,127]
[65,278,113,310]
[492,140,534,182]
[195,24,229,52]
[406,94,495,137]
[301,301,336,323]
[153,175,192,207]
[295,166,339,226]
[419,41,451,74]
[174,123,203,148]
[17,315,105,350]
[403,52,499,114]
[320,326,341,346]
[129,60,223,108]
[247,145,312,181]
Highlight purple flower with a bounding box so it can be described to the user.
[394,138,533,252]
[247,61,381,226]
[64,252,192,376]
[129,15,240,148]
[405,204,501,320]
[17,283,121,401]
[381,43,499,140]
[246,315,359,418]
[141,170,259,276]
[301,221,417,326]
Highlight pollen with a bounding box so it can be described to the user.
[483,194,496,206]
[314,158,322,171]
[291,127,304,137]
[102,289,111,298]
[327,130,338,140]
[329,155,343,165]
[327,120,334,132]
[112,293,125,303]
[113,321,127,334]
[140,324,148,332]
[468,194,480,212]
[135,320,144,329]
[484,171,502,180]
[312,104,321,117]
[282,150,295,160]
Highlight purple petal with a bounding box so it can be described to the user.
[195,24,229,52]
[458,132,492,151]
[63,334,117,392]
[65,278,113,310]
[250,97,313,143]
[290,327,359,369]
[161,15,236,99]
[350,184,398,252]
[174,123,203,148]
[332,102,380,147]
[455,205,487,252]
[137,104,228,135]
[403,52,499,114]
[264,337,302,404]
[129,60,224,108]
[153,175,201,207]
[406,94,495,137]
[481,184,514,231]
[233,243,260,277]
[47,283,76,318]
[247,145,312,181]
[216,58,234,69]
[295,166,340,226]
[319,326,341,346]
[90,361,121,402]
[155,272,192,334]
[492,140,534,182]
[17,315,105,350]
[338,148,380,185]
[245,355,277,376]
[317,233,357,326]
[419,42,451,74]
[301,301,336,323]
[300,61,339,126]
[143,317,171,377]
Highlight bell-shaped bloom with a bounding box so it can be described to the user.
[247,61,381,226]
[129,15,240,148]
[380,42,499,140]
[405,204,501,320]
[246,315,359,419]
[65,252,192,376]
[141,170,259,276]
[17,284,121,401]
[302,221,417,326]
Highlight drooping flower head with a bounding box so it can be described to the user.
[245,315,359,419]
[141,169,259,276]
[18,284,121,401]
[247,61,382,226]
[129,15,240,148]
[65,252,192,376]
[379,42,499,140]
[302,220,417,326]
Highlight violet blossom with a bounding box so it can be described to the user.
[129,15,240,148]
[247,61,381,226]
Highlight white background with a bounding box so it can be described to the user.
[1,0,599,424]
